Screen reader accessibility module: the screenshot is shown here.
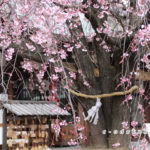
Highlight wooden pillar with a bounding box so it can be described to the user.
[48,117,51,147]
[2,109,7,150]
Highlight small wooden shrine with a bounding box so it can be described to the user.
[0,100,70,150]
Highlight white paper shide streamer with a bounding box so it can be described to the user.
[84,98,102,125]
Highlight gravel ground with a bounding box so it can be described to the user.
[49,143,150,150]
[50,146,79,150]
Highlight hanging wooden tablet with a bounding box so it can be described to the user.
[17,120,20,125]
[38,130,42,137]
[16,144,20,150]
[7,130,13,137]
[32,119,35,124]
[19,140,25,147]
[12,132,17,139]
[42,118,47,124]
[31,146,34,150]
[44,144,48,149]
[45,138,47,143]
[35,144,38,150]
[33,138,37,144]
[7,140,12,147]
[22,131,27,138]
[25,118,28,125]
[41,131,45,137]
[38,145,42,149]
[41,125,45,130]
[9,120,13,125]
[23,146,28,150]
[12,139,17,145]
[45,132,48,138]
[30,131,36,137]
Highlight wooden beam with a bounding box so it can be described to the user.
[48,117,51,147]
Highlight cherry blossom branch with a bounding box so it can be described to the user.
[5,49,19,91]
[0,49,7,93]
[68,85,138,99]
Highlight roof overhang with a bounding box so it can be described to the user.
[0,100,70,116]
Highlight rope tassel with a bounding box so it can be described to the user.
[84,98,102,125]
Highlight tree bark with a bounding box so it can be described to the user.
[109,96,131,148]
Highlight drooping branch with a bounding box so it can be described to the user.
[68,85,138,99]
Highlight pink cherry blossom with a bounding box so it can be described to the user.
[51,122,61,139]
[26,43,36,51]
[52,74,59,81]
[93,4,99,9]
[69,72,76,80]
[59,120,68,126]
[120,77,128,84]
[5,48,14,61]
[98,0,105,5]
[68,139,77,146]
[97,28,103,33]
[98,12,104,19]
[78,133,84,140]
[75,43,81,49]
[64,43,70,48]
[132,132,139,139]
[112,142,120,148]
[123,94,133,104]
[67,47,74,52]
[78,69,82,74]
[140,138,148,150]
[22,60,33,72]
[44,48,51,56]
[55,67,63,73]
[138,104,144,113]
[49,58,55,63]
[121,121,128,129]
[138,0,145,7]
[139,88,145,96]
[141,55,149,63]
[37,70,45,82]
[75,116,80,123]
[131,121,138,127]
[131,145,138,150]
[83,81,90,87]
[59,49,67,59]
[64,85,69,89]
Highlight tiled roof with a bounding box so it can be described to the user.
[1,101,70,116]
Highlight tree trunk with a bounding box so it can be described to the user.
[69,15,132,148]
[109,96,131,148]
[81,98,108,148]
